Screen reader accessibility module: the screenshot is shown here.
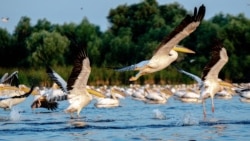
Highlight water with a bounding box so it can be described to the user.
[1,93,250,141]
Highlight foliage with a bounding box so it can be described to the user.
[0,0,249,85]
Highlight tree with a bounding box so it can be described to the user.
[0,28,12,66]
[11,16,33,66]
[26,30,70,67]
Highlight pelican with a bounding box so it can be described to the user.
[0,85,35,110]
[114,5,205,81]
[175,39,233,118]
[45,47,104,118]
[144,87,168,104]
[237,88,250,102]
[174,88,202,103]
[94,87,120,108]
[199,39,231,118]
[31,83,63,111]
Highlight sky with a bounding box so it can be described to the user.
[1,0,250,34]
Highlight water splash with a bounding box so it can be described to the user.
[9,107,22,121]
[153,109,166,120]
[181,113,199,126]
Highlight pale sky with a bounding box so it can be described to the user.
[1,0,250,33]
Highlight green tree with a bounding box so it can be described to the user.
[26,30,70,67]
[0,28,12,66]
[11,16,33,66]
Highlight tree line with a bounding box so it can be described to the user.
[0,0,249,86]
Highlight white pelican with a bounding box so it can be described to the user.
[0,85,35,110]
[130,85,147,101]
[215,87,234,99]
[144,87,168,104]
[175,39,233,118]
[94,87,120,108]
[174,88,202,103]
[238,88,250,102]
[114,5,205,81]
[45,47,104,118]
[199,39,231,118]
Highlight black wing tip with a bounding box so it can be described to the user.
[193,4,206,21]
[31,100,58,111]
[211,38,224,51]
[46,66,54,73]
[11,85,35,99]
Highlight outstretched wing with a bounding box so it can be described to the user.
[67,47,90,92]
[174,65,203,89]
[46,67,67,93]
[114,60,149,72]
[0,71,19,87]
[201,39,228,80]
[153,4,206,57]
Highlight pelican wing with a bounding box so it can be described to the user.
[0,73,9,83]
[201,39,228,80]
[67,48,90,92]
[46,67,67,93]
[175,65,203,88]
[0,71,19,87]
[115,60,149,72]
[31,97,58,111]
[153,5,205,57]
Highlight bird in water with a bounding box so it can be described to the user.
[45,47,104,118]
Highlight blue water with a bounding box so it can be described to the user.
[1,92,250,141]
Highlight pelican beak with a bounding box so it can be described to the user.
[31,89,39,95]
[218,81,233,88]
[20,87,32,93]
[0,86,19,91]
[173,45,195,54]
[87,89,105,98]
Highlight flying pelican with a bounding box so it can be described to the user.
[199,39,232,118]
[45,47,104,118]
[176,39,233,118]
[114,5,205,81]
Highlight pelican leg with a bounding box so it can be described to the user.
[38,100,41,107]
[202,100,206,119]
[129,72,142,81]
[211,97,215,113]
[70,114,74,119]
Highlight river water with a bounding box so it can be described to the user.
[0,87,250,141]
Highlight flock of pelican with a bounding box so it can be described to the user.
[0,4,249,119]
